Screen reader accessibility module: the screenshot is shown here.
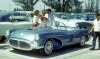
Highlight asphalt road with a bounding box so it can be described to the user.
[0,38,100,59]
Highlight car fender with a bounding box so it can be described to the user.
[7,29,18,38]
[40,35,63,49]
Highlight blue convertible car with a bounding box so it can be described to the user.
[8,22,89,55]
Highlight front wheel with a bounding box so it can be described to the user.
[80,36,86,47]
[39,40,53,55]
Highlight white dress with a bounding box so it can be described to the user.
[32,15,39,24]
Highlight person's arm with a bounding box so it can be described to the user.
[90,26,94,32]
[90,19,95,32]
[44,13,49,19]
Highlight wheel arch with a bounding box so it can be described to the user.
[79,34,89,46]
[47,38,63,49]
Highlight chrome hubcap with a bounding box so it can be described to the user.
[44,41,53,54]
[80,37,85,46]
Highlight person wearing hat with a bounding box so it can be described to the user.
[90,13,100,50]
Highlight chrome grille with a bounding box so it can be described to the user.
[9,39,30,49]
[10,39,18,47]
[20,41,30,48]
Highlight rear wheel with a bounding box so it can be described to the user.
[80,36,86,47]
[39,40,53,55]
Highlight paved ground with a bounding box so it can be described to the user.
[0,38,100,59]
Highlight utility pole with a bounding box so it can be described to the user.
[25,0,29,11]
[27,0,28,11]
[62,0,65,12]
[95,0,99,12]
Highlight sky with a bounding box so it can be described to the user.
[0,0,17,11]
[0,0,96,11]
[0,0,85,11]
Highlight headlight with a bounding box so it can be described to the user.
[28,34,39,41]
[30,34,40,45]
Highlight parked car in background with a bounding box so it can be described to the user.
[0,11,32,42]
[53,13,85,27]
[8,22,90,55]
[16,11,34,21]
[85,13,96,21]
[75,13,95,30]
[53,12,93,30]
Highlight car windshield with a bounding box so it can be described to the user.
[86,15,96,21]
[10,15,29,22]
[53,13,69,19]
[53,13,86,20]
[69,14,86,20]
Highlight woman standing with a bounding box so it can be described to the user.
[32,10,41,28]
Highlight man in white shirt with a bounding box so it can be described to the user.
[44,9,54,26]
[90,13,100,50]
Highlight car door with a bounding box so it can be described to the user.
[72,29,80,43]
[56,22,74,45]
[66,30,74,42]
[64,28,80,45]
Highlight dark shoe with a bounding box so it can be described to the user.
[90,47,95,50]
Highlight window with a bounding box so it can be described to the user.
[9,15,29,22]
[0,12,29,22]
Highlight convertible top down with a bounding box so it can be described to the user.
[8,22,90,55]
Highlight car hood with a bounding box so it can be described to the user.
[9,27,53,40]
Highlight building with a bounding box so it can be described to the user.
[33,0,51,12]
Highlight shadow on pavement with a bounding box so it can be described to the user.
[10,44,92,58]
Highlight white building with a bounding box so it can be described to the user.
[33,0,51,12]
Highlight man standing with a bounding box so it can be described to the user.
[44,9,54,26]
[90,13,100,50]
